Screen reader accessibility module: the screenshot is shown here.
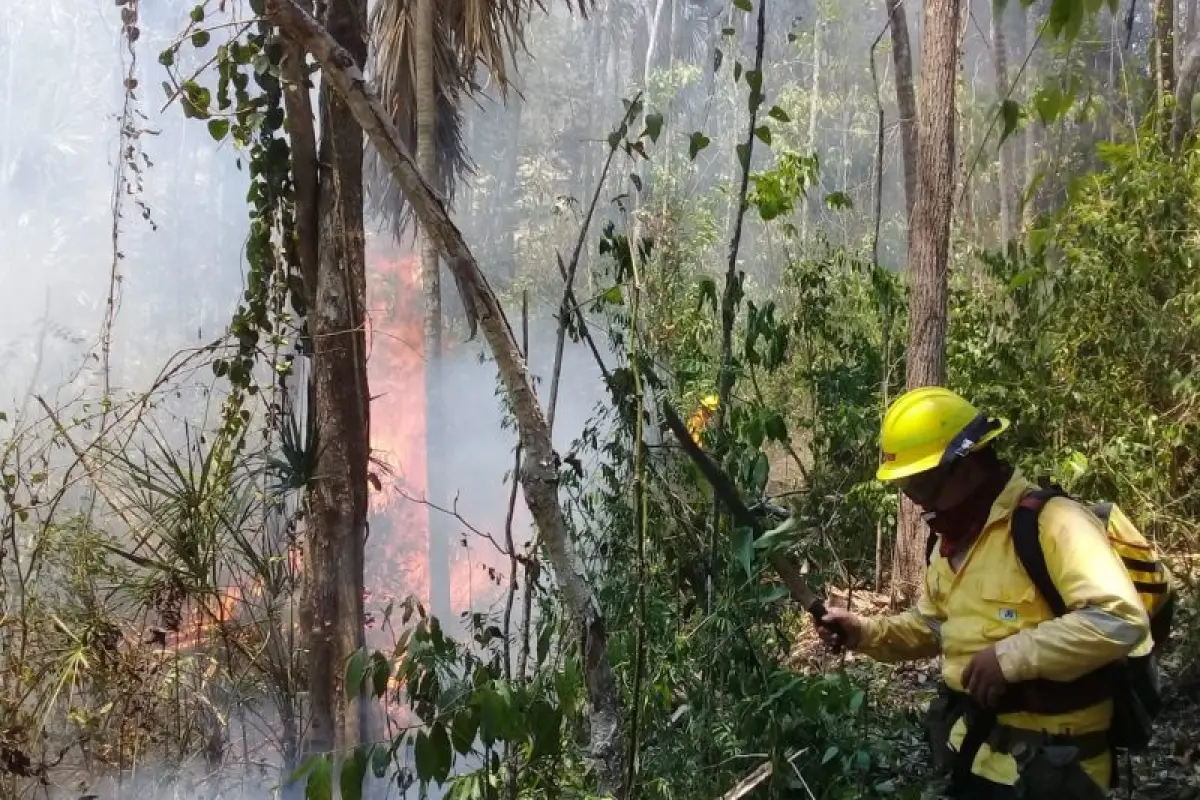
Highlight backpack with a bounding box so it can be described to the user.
[1011,479,1176,752]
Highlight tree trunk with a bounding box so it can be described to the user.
[1172,38,1200,149]
[1188,0,1198,42]
[414,0,451,621]
[990,0,1012,243]
[303,0,370,761]
[1020,3,1038,233]
[644,0,668,87]
[893,0,962,605]
[1155,0,1176,137]
[278,1,320,789]
[267,1,627,790]
[799,10,822,243]
[886,0,920,224]
[1012,2,1028,214]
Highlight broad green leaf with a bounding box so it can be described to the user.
[999,99,1022,145]
[822,745,840,764]
[339,746,368,800]
[191,29,211,48]
[745,69,763,96]
[643,112,664,143]
[732,525,755,579]
[749,451,769,496]
[305,755,333,800]
[688,131,711,160]
[451,708,479,755]
[763,412,788,442]
[370,651,391,698]
[207,119,230,140]
[528,699,563,759]
[733,0,752,11]
[755,517,800,554]
[190,5,205,22]
[371,742,391,778]
[768,105,791,122]
[1047,0,1084,41]
[428,722,453,784]
[159,48,175,67]
[344,648,366,699]
[753,125,772,146]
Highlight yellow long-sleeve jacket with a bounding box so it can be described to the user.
[859,472,1151,788]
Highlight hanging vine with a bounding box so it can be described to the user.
[158,0,307,464]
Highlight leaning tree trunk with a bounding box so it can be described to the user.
[300,0,371,761]
[893,0,963,605]
[414,0,451,621]
[886,0,920,224]
[990,0,1012,243]
[266,1,627,791]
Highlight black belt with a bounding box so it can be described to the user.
[945,687,1112,790]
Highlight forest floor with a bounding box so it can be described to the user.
[786,586,1200,798]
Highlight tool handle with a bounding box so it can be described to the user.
[806,599,848,650]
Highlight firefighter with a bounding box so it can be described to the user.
[686,393,720,444]
[819,387,1152,799]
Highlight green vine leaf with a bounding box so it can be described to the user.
[999,99,1023,145]
[688,131,711,160]
[643,111,664,144]
[207,118,230,140]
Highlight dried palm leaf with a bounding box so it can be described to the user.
[365,0,593,240]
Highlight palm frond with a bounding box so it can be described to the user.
[365,0,594,240]
[366,0,476,240]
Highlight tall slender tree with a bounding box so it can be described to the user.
[886,0,919,222]
[991,0,1012,242]
[275,0,372,771]
[892,0,964,602]
[366,0,592,622]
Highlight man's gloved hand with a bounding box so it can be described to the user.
[818,607,865,651]
[962,644,1008,708]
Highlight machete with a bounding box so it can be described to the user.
[658,399,845,646]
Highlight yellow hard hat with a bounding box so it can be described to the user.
[876,386,1009,482]
[700,394,720,411]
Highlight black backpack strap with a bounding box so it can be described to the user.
[925,529,939,566]
[1011,488,1069,617]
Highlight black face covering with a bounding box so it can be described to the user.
[924,461,1013,558]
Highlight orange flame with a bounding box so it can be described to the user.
[365,252,431,619]
[166,246,518,697]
